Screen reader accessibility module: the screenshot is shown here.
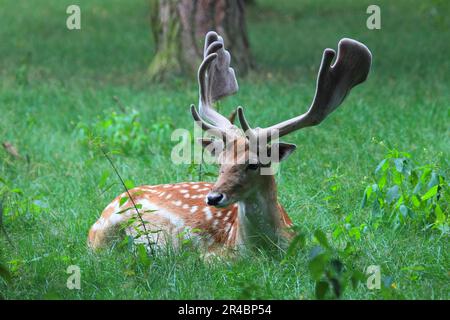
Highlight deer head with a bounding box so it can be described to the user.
[191,31,372,208]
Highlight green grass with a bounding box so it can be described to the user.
[0,0,449,299]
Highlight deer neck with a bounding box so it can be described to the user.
[235,174,287,250]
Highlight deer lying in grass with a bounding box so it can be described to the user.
[88,32,371,256]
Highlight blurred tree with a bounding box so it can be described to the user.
[149,0,252,79]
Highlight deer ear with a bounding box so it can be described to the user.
[269,142,297,162]
[197,138,224,157]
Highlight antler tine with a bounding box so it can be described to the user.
[239,38,371,141]
[191,104,227,138]
[192,31,241,141]
[197,31,239,130]
[197,49,232,129]
[237,106,257,141]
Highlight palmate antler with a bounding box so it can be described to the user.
[192,33,372,147]
[237,38,372,141]
[191,31,239,139]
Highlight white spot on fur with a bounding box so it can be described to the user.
[190,206,198,214]
[159,210,185,228]
[180,189,188,193]
[165,194,172,200]
[182,204,189,209]
[109,213,124,225]
[192,185,199,189]
[134,199,185,229]
[91,216,107,231]
[173,200,182,206]
[203,207,213,220]
[183,194,190,198]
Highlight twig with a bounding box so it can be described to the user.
[199,154,203,181]
[113,96,127,113]
[0,198,14,248]
[2,141,22,160]
[101,148,154,254]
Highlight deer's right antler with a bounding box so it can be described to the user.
[191,31,239,138]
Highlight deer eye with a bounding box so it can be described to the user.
[246,163,260,171]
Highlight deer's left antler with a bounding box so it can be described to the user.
[238,38,372,140]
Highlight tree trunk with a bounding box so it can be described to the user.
[149,0,252,79]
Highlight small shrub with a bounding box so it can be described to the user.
[362,148,449,234]
[76,109,174,156]
[0,177,46,224]
[284,227,365,300]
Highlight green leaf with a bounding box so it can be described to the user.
[351,270,366,289]
[361,186,370,208]
[434,204,445,226]
[124,180,135,190]
[378,174,387,190]
[284,233,306,259]
[314,230,329,249]
[136,244,151,267]
[349,227,361,240]
[119,196,128,207]
[10,188,23,195]
[427,172,439,189]
[315,280,329,300]
[421,185,438,201]
[371,198,382,217]
[98,170,110,189]
[309,253,327,280]
[411,195,421,208]
[394,158,405,173]
[399,204,409,218]
[413,181,422,194]
[386,185,400,204]
[420,167,432,183]
[375,159,388,174]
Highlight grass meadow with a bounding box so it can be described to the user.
[0,0,449,299]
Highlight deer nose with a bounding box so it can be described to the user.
[206,192,224,206]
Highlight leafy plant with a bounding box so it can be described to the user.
[0,177,46,224]
[332,213,368,242]
[284,227,365,300]
[76,109,174,156]
[362,149,449,234]
[308,230,366,300]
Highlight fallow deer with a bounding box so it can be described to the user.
[88,32,371,256]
